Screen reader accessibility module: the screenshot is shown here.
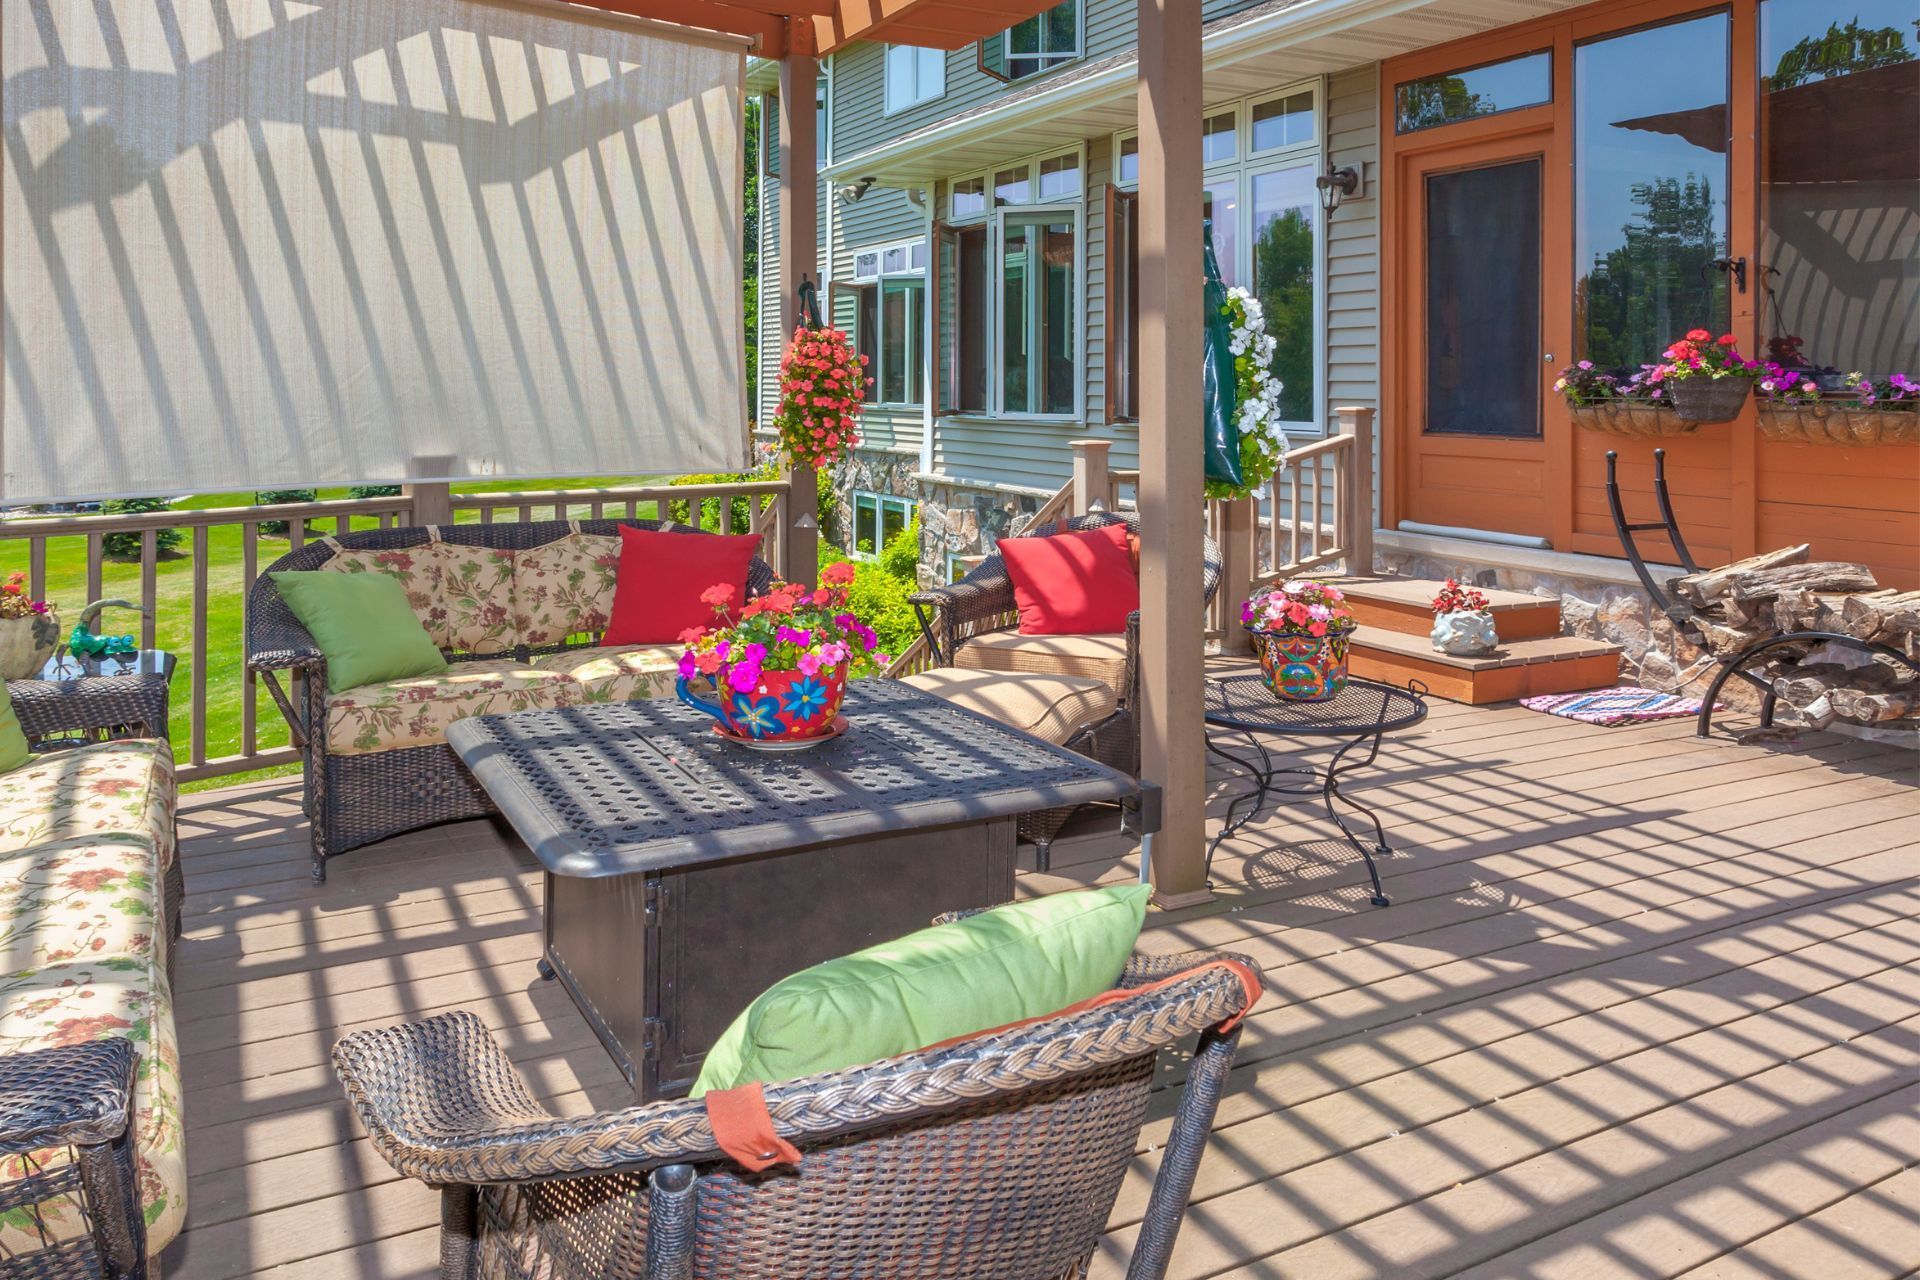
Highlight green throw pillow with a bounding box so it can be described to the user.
[692,883,1151,1097]
[270,570,448,694]
[0,683,29,774]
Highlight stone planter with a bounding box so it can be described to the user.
[1756,403,1919,447]
[1666,376,1752,424]
[1249,625,1355,702]
[1431,609,1498,657]
[1568,401,1696,438]
[0,611,59,682]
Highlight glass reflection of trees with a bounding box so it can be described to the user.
[1254,208,1314,423]
[1579,175,1725,374]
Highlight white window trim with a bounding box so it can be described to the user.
[850,490,915,560]
[884,45,946,116]
[1003,3,1084,82]
[850,238,929,409]
[1110,78,1328,436]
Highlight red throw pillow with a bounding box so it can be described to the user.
[603,527,760,646]
[999,523,1139,635]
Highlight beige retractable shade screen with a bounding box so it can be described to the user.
[2,0,749,503]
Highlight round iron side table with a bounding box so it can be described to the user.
[1203,673,1428,906]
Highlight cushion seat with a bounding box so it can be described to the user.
[0,960,185,1255]
[0,839,167,974]
[0,740,176,871]
[900,669,1116,747]
[954,631,1131,700]
[324,660,583,756]
[530,644,682,704]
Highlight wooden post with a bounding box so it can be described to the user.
[1136,0,1210,908]
[1070,440,1112,516]
[1218,497,1255,654]
[402,481,453,528]
[1336,406,1375,576]
[778,47,820,586]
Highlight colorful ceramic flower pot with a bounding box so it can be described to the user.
[1249,625,1355,702]
[677,662,849,741]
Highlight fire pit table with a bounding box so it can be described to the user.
[446,678,1136,1100]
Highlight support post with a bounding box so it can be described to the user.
[1218,497,1256,654]
[1136,0,1210,908]
[1070,440,1112,515]
[778,48,821,587]
[1336,406,1375,576]
[402,481,453,528]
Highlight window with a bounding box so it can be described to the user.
[1117,135,1139,184]
[885,45,945,112]
[1250,91,1314,153]
[846,240,927,408]
[1109,188,1139,420]
[938,151,1083,419]
[1394,51,1551,133]
[1203,111,1238,165]
[852,492,914,558]
[1250,167,1316,423]
[982,1,1078,81]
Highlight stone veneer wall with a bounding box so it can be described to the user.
[826,445,921,554]
[916,475,1052,585]
[1374,545,1758,709]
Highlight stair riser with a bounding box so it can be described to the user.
[1342,597,1564,642]
[1350,647,1621,705]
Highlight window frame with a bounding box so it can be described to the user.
[850,490,916,560]
[847,238,929,410]
[883,44,946,115]
[980,1,1083,84]
[1110,79,1328,435]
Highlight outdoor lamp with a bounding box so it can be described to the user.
[1316,164,1360,215]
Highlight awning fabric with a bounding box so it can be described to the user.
[3,0,749,503]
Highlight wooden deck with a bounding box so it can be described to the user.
[159,680,1920,1279]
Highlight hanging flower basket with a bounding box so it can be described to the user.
[1204,287,1289,500]
[1568,401,1695,439]
[773,325,868,471]
[1666,376,1752,423]
[1757,403,1919,447]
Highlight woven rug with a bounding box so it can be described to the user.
[1519,686,1721,726]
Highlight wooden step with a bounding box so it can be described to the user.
[1313,575,1565,641]
[1348,625,1622,705]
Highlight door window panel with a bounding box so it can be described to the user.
[1574,12,1732,373]
[1000,216,1077,415]
[1395,51,1551,133]
[1426,159,1541,437]
[1759,0,1919,377]
[1251,166,1316,423]
[1204,181,1239,289]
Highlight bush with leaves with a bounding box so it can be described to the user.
[817,516,921,659]
[100,497,181,560]
[348,484,402,500]
[255,489,318,537]
[667,467,778,533]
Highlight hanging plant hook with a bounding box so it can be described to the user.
[795,275,824,332]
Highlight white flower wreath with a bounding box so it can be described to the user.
[1206,287,1289,500]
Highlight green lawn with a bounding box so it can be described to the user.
[4,479,667,792]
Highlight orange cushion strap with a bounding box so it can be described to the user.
[703,1082,802,1172]
[925,958,1263,1053]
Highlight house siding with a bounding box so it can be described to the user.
[830,183,928,456]
[1324,63,1378,428]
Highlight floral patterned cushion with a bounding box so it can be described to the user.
[0,741,176,871]
[324,660,583,756]
[530,644,682,703]
[318,543,452,650]
[432,540,519,655]
[0,840,165,975]
[0,960,185,1256]
[514,533,621,650]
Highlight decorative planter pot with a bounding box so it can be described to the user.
[1249,625,1355,703]
[1431,609,1498,657]
[1756,403,1919,447]
[1568,401,1696,438]
[1666,377,1752,424]
[677,662,849,742]
[0,611,59,682]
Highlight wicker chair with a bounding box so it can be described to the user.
[908,511,1224,865]
[246,520,774,883]
[333,947,1254,1280]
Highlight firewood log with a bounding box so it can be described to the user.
[1829,687,1917,724]
[1729,562,1879,603]
[1673,544,1810,605]
[1772,675,1837,729]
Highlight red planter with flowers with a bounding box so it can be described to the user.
[1651,329,1759,424]
[1242,580,1358,703]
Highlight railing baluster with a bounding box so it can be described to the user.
[289,517,306,552]
[480,505,494,524]
[590,501,605,521]
[28,538,46,602]
[1288,465,1303,568]
[336,514,351,537]
[242,523,259,757]
[1310,455,1323,560]
[191,526,209,767]
[519,503,534,524]
[139,530,158,650]
[86,533,104,607]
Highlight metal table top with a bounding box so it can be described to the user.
[1203,674,1428,737]
[447,678,1136,878]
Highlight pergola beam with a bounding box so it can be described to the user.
[1136,0,1210,907]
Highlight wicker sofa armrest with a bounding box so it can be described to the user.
[334,951,1257,1187]
[0,1039,136,1157]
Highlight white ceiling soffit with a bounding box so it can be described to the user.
[824,0,1582,187]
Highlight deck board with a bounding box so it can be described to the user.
[156,680,1920,1279]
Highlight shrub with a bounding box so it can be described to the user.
[348,484,402,499]
[667,468,775,533]
[255,489,318,537]
[100,497,181,560]
[818,517,921,659]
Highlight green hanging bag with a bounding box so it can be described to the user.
[1200,220,1245,488]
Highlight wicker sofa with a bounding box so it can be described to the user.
[906,511,1223,863]
[246,520,774,882]
[0,718,186,1271]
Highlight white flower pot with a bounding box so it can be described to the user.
[0,611,59,681]
[1431,609,1498,657]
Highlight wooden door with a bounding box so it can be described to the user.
[1391,124,1566,540]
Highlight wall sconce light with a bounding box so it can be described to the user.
[838,176,876,205]
[1315,164,1360,215]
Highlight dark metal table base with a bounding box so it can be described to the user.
[1205,727,1395,906]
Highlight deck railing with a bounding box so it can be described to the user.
[0,480,789,783]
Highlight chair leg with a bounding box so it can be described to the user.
[647,1165,698,1280]
[1125,1025,1242,1280]
[1032,836,1052,873]
[440,1186,477,1280]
